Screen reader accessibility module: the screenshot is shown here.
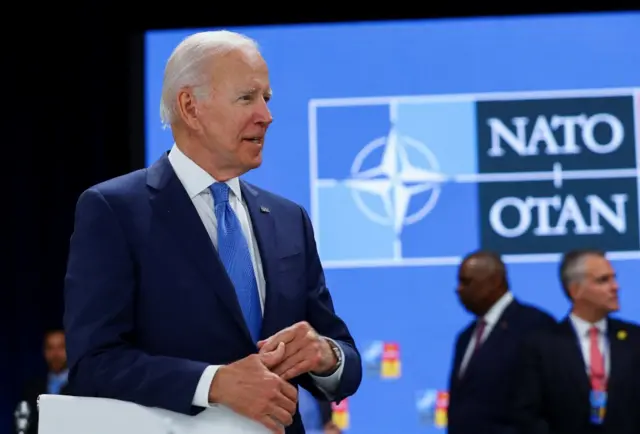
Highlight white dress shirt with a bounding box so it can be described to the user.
[569,314,610,378]
[167,145,344,427]
[459,291,514,376]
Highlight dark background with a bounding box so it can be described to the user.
[3,5,623,432]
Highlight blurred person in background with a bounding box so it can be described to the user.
[298,387,341,433]
[63,30,361,434]
[447,250,556,434]
[513,249,640,434]
[15,330,69,434]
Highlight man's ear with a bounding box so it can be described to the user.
[488,272,502,290]
[176,88,201,130]
[568,280,582,301]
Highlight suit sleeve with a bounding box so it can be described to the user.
[63,188,209,415]
[296,206,362,403]
[511,334,550,434]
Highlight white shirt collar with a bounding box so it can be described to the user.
[481,291,514,326]
[167,143,241,200]
[569,313,607,338]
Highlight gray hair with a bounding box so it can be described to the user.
[159,30,260,128]
[559,249,606,299]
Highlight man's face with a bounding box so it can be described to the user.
[182,47,273,177]
[571,255,619,315]
[456,258,499,316]
[44,331,66,373]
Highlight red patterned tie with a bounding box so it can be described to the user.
[589,326,606,391]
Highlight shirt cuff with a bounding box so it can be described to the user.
[309,337,345,399]
[192,365,221,407]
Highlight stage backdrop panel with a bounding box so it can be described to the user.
[144,12,640,433]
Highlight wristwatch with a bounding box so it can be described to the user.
[317,339,342,376]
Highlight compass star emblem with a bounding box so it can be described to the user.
[346,125,446,238]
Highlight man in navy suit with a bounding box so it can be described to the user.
[447,250,556,434]
[512,249,640,434]
[16,330,70,434]
[63,30,361,434]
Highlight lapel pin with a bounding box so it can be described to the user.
[617,330,627,340]
[260,206,270,213]
[501,321,508,329]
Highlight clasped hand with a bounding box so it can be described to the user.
[257,321,338,380]
[208,322,338,434]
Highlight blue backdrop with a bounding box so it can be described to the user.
[144,12,640,433]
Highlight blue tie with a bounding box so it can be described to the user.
[47,373,66,395]
[211,182,262,342]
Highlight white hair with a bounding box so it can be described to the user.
[159,30,260,128]
[559,249,605,298]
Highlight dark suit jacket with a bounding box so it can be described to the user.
[63,153,362,433]
[17,377,70,434]
[318,399,333,426]
[512,317,640,434]
[447,299,556,434]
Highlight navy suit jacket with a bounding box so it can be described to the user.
[512,317,640,434]
[447,299,556,434]
[63,153,362,432]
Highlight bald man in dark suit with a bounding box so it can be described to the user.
[447,250,556,434]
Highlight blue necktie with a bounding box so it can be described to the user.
[47,372,67,395]
[210,182,262,342]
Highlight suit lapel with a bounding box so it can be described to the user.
[452,326,473,382]
[605,318,624,399]
[147,154,253,344]
[558,318,591,395]
[481,300,517,350]
[239,181,282,340]
[461,301,517,380]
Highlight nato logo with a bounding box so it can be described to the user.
[415,389,448,428]
[362,340,385,377]
[361,340,401,379]
[308,88,640,268]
